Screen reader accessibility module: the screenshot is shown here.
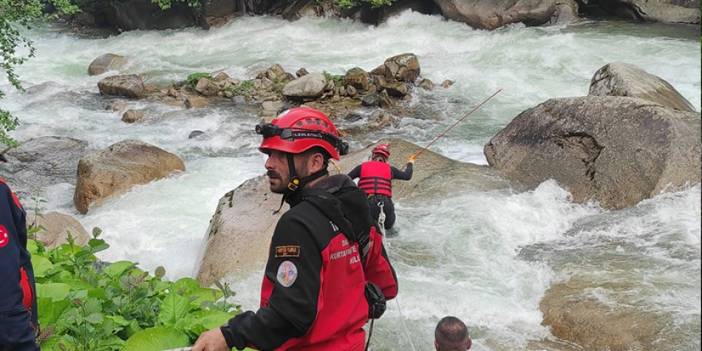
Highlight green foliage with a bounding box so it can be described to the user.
[150,0,202,10]
[186,72,212,88]
[323,71,345,87]
[225,80,255,97]
[331,0,395,9]
[32,227,240,351]
[0,0,78,146]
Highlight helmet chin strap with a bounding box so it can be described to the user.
[273,153,328,214]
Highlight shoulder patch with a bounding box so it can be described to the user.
[275,245,300,258]
[276,260,298,288]
[0,224,10,248]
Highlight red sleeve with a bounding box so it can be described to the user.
[362,226,398,300]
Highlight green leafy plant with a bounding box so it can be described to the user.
[330,0,395,9]
[225,80,255,97]
[31,226,240,351]
[323,71,345,87]
[186,72,213,88]
[150,0,202,10]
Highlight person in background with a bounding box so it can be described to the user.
[347,143,414,231]
[435,316,472,351]
[0,177,39,351]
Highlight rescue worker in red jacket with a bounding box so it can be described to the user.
[348,144,414,230]
[0,178,39,351]
[193,107,398,351]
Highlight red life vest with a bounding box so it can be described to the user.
[260,233,368,351]
[358,161,392,197]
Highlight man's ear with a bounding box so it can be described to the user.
[434,340,439,351]
[466,338,472,350]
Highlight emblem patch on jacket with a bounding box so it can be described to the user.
[277,260,298,288]
[275,245,301,258]
[0,224,9,248]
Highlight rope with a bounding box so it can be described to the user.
[411,89,503,160]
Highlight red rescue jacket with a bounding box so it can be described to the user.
[358,161,393,197]
[221,175,397,351]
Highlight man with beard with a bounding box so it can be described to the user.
[193,107,397,351]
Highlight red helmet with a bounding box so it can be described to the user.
[256,107,348,160]
[372,143,390,159]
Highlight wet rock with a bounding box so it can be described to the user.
[195,138,509,285]
[344,112,363,122]
[282,73,327,99]
[97,74,145,99]
[484,96,701,209]
[541,277,667,351]
[232,96,246,104]
[167,87,179,97]
[261,100,285,119]
[441,79,455,88]
[361,93,379,107]
[213,72,231,82]
[382,82,409,97]
[105,100,129,112]
[195,77,219,96]
[188,130,205,139]
[259,64,288,82]
[88,53,127,76]
[382,53,421,82]
[121,109,145,123]
[595,0,700,24]
[346,85,357,97]
[185,95,209,109]
[74,140,185,214]
[369,110,398,129]
[589,62,696,112]
[378,90,394,108]
[419,78,434,91]
[434,0,578,29]
[345,67,371,91]
[296,67,309,77]
[0,136,92,197]
[28,212,90,248]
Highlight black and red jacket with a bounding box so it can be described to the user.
[0,178,37,345]
[221,175,398,351]
[348,161,413,198]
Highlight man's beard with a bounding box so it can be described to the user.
[267,170,287,194]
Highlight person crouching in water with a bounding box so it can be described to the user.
[348,143,414,231]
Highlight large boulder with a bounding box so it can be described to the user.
[379,53,421,82]
[484,96,701,209]
[591,0,700,24]
[345,67,371,91]
[589,62,696,113]
[433,0,578,29]
[0,136,91,198]
[98,74,145,99]
[540,277,668,351]
[196,139,509,285]
[88,53,127,76]
[74,140,185,214]
[282,73,327,99]
[28,212,90,248]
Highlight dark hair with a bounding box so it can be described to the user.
[435,316,470,351]
[301,147,330,171]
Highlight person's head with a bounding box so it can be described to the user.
[371,143,390,162]
[434,316,472,351]
[256,107,348,194]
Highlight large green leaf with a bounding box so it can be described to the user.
[173,277,200,294]
[158,292,190,326]
[31,255,54,278]
[188,309,235,334]
[37,297,70,326]
[36,282,71,301]
[104,260,136,278]
[123,326,190,351]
